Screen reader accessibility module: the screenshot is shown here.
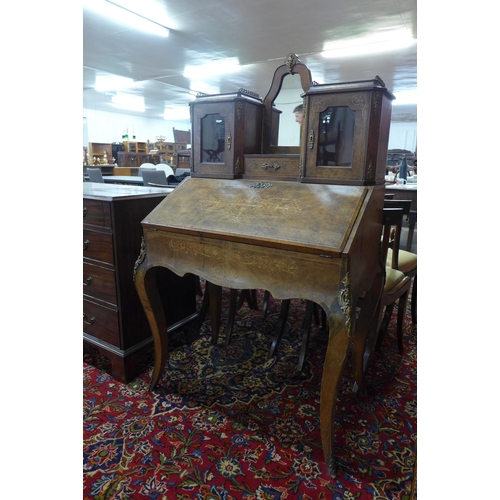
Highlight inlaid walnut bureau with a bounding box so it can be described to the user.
[83,183,197,383]
[134,54,394,476]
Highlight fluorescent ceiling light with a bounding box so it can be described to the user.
[95,75,134,92]
[393,89,418,105]
[111,94,145,112]
[183,58,241,79]
[85,0,170,37]
[164,107,191,120]
[322,29,416,58]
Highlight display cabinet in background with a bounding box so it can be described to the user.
[123,141,148,153]
[88,142,112,163]
[116,152,162,169]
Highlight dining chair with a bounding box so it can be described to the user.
[383,199,417,325]
[368,206,412,356]
[142,169,169,187]
[138,165,157,176]
[87,167,104,183]
[156,164,175,177]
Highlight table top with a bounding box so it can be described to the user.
[83,182,174,200]
[385,183,417,190]
[102,175,145,185]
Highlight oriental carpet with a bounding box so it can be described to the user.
[84,285,417,499]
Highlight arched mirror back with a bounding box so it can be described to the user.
[262,54,313,154]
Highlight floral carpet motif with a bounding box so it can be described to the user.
[84,287,417,499]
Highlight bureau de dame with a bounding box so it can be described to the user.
[132,54,395,477]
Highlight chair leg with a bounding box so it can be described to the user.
[195,276,203,296]
[411,276,417,324]
[397,291,409,352]
[376,303,395,350]
[206,282,222,345]
[261,291,271,319]
[198,282,210,328]
[225,289,238,346]
[268,299,290,359]
[236,289,259,311]
[297,301,315,372]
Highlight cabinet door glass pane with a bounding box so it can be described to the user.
[317,107,355,167]
[201,114,225,163]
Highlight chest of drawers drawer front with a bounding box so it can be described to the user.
[83,299,120,347]
[83,262,117,305]
[83,228,114,264]
[83,199,112,228]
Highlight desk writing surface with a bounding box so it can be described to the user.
[142,177,368,256]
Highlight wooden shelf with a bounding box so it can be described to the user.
[88,142,112,164]
[123,141,148,153]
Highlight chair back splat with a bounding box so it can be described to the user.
[87,167,104,183]
[142,169,169,187]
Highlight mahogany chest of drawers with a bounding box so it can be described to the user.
[83,183,197,383]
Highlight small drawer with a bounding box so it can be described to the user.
[83,229,114,264]
[244,155,300,177]
[83,199,111,228]
[83,299,120,347]
[83,262,117,305]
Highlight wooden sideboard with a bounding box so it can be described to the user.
[83,183,198,383]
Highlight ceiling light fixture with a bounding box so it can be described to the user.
[183,58,241,79]
[85,0,170,37]
[111,94,145,112]
[95,75,134,92]
[393,89,418,105]
[322,29,415,58]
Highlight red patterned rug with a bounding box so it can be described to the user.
[84,286,416,499]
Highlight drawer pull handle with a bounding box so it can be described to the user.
[83,313,95,325]
[83,207,87,217]
[262,162,281,171]
[83,276,93,286]
[83,239,90,250]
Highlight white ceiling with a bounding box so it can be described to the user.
[83,0,417,125]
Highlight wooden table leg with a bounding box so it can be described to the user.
[320,312,352,477]
[134,265,170,391]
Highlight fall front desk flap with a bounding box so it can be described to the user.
[141,177,369,257]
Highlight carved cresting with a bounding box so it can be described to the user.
[133,237,147,282]
[285,53,299,71]
[338,272,353,331]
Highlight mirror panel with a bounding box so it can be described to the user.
[317,106,356,167]
[201,113,226,163]
[262,54,312,154]
[273,73,303,147]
